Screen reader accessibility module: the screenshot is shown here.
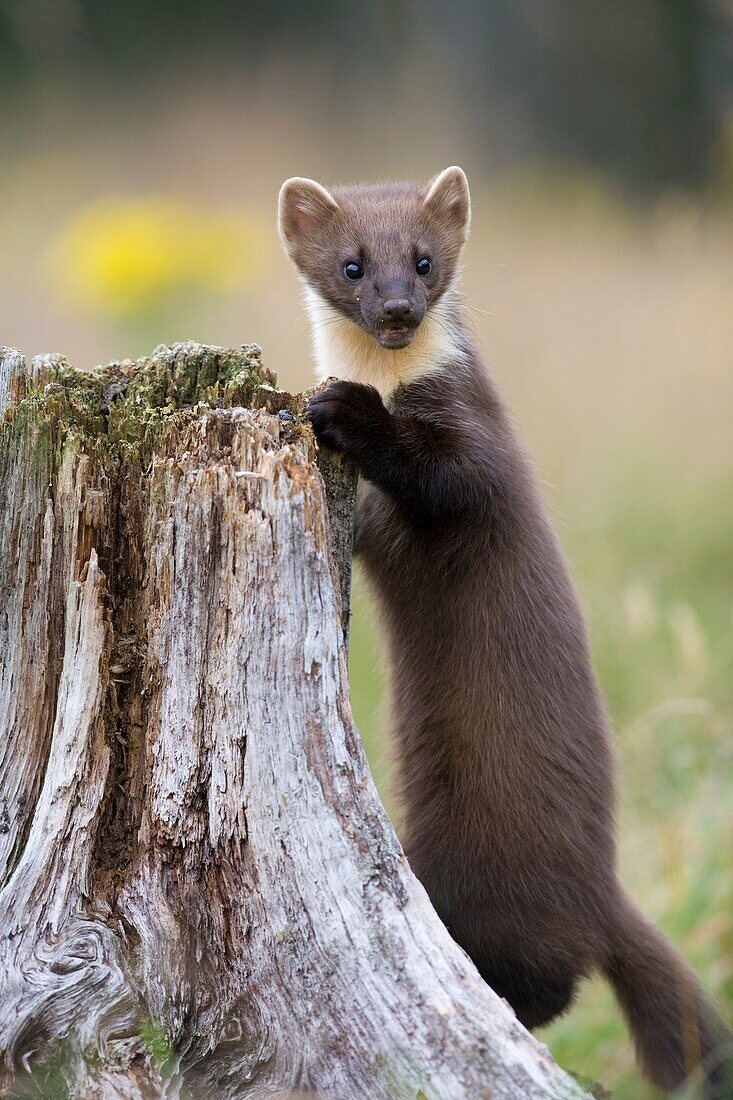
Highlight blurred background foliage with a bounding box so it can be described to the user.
[1,2,732,1096]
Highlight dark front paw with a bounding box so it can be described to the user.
[306,380,389,456]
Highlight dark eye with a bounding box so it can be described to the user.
[416,257,432,277]
[343,261,364,281]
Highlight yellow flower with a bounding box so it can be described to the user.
[45,196,269,318]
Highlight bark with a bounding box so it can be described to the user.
[0,342,588,1100]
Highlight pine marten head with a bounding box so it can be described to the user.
[278,168,470,352]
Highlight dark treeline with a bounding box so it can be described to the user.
[0,0,731,192]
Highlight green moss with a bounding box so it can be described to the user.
[0,396,54,495]
[140,1017,173,1068]
[2,342,300,461]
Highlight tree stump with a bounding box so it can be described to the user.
[0,343,588,1099]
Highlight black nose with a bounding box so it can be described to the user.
[383,299,413,324]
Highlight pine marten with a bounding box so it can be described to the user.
[278,166,732,1094]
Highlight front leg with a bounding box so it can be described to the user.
[306,380,391,459]
[307,380,491,526]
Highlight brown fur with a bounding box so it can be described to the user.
[279,168,732,1094]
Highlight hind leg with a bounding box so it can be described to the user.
[477,956,578,1029]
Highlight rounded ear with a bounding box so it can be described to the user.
[278,177,339,256]
[423,166,471,239]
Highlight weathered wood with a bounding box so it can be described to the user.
[0,343,588,1099]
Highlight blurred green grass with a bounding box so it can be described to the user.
[349,454,733,1099]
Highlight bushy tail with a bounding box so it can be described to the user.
[605,893,733,1096]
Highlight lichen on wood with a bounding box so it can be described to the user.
[0,342,587,1099]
